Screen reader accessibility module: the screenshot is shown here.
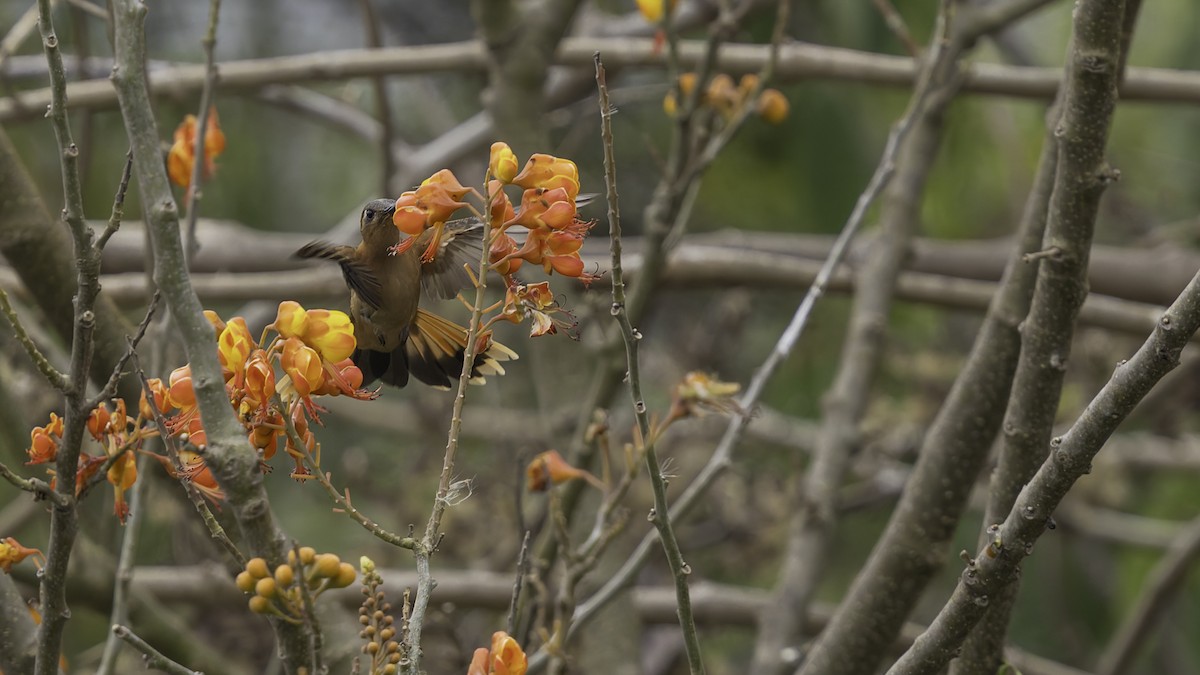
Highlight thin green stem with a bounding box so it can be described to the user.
[112,624,204,675]
[596,53,705,675]
[405,185,495,674]
[0,288,68,391]
[183,0,222,263]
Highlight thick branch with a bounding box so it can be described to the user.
[107,0,310,671]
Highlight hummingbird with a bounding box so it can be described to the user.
[296,199,516,388]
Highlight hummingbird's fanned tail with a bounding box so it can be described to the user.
[352,309,517,389]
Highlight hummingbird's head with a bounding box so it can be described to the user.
[360,199,397,233]
[359,198,398,247]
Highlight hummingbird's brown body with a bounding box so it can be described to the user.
[297,199,514,388]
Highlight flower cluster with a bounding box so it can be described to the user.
[486,144,598,338]
[236,548,356,621]
[25,395,164,523]
[167,108,226,189]
[663,72,789,125]
[466,631,527,675]
[385,148,596,340]
[153,303,375,481]
[357,556,403,675]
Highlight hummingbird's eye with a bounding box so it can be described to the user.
[363,209,375,222]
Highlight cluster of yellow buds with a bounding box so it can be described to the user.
[663,72,789,125]
[236,548,356,621]
[357,556,403,675]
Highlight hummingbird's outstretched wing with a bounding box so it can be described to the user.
[419,219,484,301]
[295,241,385,309]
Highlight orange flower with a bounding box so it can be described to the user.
[489,232,523,277]
[241,349,276,418]
[166,365,198,411]
[489,631,527,675]
[467,648,490,675]
[144,449,225,503]
[249,413,284,462]
[489,142,520,183]
[74,453,107,496]
[167,108,226,189]
[313,357,374,400]
[107,450,138,523]
[511,154,579,200]
[87,404,110,442]
[0,537,44,573]
[27,412,64,465]
[303,309,357,363]
[501,282,577,338]
[139,377,169,419]
[526,450,602,491]
[505,187,577,231]
[393,191,429,237]
[204,309,226,334]
[281,337,325,399]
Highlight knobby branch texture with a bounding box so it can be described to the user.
[888,0,1129,672]
[751,0,999,669]
[108,0,311,670]
[793,1,1063,673]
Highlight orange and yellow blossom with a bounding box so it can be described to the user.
[167,108,226,189]
[218,317,255,383]
[489,142,519,183]
[0,537,44,573]
[106,450,138,524]
[466,632,527,675]
[26,412,63,465]
[511,154,580,200]
[526,450,603,491]
[280,337,325,399]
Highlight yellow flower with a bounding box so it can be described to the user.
[489,142,520,183]
[636,0,676,23]
[107,450,138,524]
[218,317,255,380]
[302,309,357,363]
[271,301,309,340]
